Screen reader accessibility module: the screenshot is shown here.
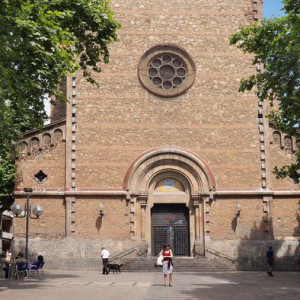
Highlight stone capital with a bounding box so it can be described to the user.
[193,200,202,206]
[137,191,148,201]
[140,200,147,207]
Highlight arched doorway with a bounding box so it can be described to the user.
[123,147,216,257]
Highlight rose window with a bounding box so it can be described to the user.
[138,45,196,98]
[148,54,187,90]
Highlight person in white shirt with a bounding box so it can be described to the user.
[101,247,110,275]
[2,248,12,278]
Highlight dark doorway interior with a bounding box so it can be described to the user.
[151,204,190,256]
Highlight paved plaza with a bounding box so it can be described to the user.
[1,271,300,300]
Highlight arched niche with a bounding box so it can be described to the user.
[284,135,293,153]
[42,133,51,148]
[19,142,28,157]
[31,137,40,153]
[54,129,63,142]
[272,131,281,147]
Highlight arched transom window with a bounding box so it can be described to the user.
[155,178,184,192]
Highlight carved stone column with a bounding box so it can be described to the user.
[194,202,200,240]
[137,192,148,256]
[140,200,147,241]
[193,197,204,256]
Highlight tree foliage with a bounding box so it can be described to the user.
[230,0,300,183]
[0,0,119,209]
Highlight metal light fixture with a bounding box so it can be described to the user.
[11,204,23,216]
[11,188,43,261]
[99,202,105,217]
[236,202,242,217]
[32,205,44,218]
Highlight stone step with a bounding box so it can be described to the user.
[119,257,236,272]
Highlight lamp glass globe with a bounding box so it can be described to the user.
[11,204,23,216]
[33,205,43,217]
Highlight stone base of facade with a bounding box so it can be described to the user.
[12,238,300,271]
[206,240,300,271]
[13,237,137,270]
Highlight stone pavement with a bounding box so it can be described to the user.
[0,271,300,300]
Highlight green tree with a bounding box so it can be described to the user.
[230,0,300,183]
[0,0,119,212]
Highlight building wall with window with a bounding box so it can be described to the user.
[13,0,300,270]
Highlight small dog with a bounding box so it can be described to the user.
[107,263,123,274]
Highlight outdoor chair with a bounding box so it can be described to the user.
[15,262,28,279]
[27,261,45,278]
[0,261,5,278]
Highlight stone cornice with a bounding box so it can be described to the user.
[14,189,127,197]
[13,188,300,197]
[214,189,300,196]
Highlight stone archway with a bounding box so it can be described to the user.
[124,147,216,256]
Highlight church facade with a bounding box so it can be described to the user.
[13,0,300,270]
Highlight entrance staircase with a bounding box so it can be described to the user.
[118,257,235,272]
[109,245,236,272]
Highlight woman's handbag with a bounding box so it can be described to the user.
[156,255,163,266]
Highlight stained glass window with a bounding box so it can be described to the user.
[155,178,184,192]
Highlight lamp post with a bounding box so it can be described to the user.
[11,188,43,262]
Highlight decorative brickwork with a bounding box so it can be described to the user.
[16,119,65,161]
[70,75,77,190]
[270,127,300,154]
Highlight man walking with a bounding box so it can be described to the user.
[266,246,274,277]
[101,246,110,275]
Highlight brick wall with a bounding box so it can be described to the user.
[75,0,261,190]
[15,142,66,190]
[272,197,300,238]
[209,197,265,240]
[268,138,298,190]
[13,197,65,240]
[75,198,131,240]
[51,101,66,123]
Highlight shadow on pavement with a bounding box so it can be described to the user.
[0,281,47,290]
[179,272,300,299]
[0,272,81,290]
[42,272,81,279]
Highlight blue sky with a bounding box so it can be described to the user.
[264,0,285,18]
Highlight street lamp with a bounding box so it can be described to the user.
[236,202,242,217]
[99,202,105,218]
[11,188,43,262]
[99,202,105,217]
